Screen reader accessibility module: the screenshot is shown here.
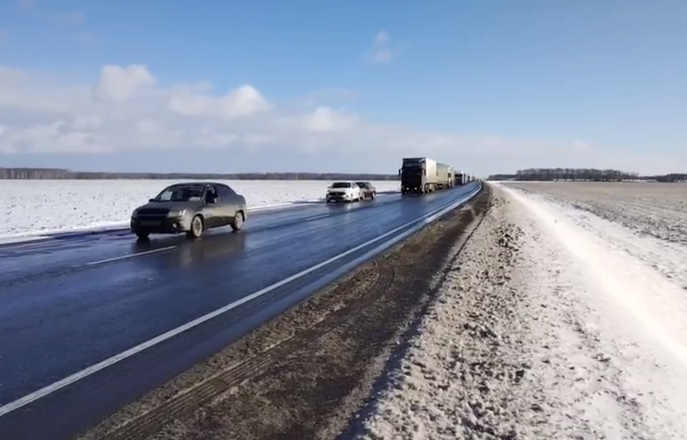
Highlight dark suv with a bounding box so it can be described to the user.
[355,181,377,200]
[130,182,247,240]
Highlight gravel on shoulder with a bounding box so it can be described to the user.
[78,185,492,440]
[354,183,687,440]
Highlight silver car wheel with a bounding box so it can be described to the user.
[191,216,203,236]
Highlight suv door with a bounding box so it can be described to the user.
[202,185,223,228]
[217,184,239,225]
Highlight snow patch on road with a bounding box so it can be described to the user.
[353,183,687,439]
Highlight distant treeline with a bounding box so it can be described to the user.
[487,168,687,182]
[0,168,400,181]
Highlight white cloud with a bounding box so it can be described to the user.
[92,65,156,102]
[370,31,401,64]
[167,84,272,119]
[300,107,358,133]
[70,114,102,131]
[0,63,670,173]
[0,63,454,155]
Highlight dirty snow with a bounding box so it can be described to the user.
[355,182,687,440]
[0,179,399,239]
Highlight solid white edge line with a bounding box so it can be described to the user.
[0,184,481,418]
[84,246,177,266]
[319,185,482,283]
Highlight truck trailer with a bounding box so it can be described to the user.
[436,162,453,189]
[456,171,467,185]
[400,157,439,194]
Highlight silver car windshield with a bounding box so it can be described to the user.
[154,185,204,202]
[331,182,351,188]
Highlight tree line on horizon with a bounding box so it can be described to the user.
[487,167,686,183]
[0,167,400,181]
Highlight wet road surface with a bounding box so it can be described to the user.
[0,183,480,440]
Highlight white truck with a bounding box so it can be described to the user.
[400,157,442,194]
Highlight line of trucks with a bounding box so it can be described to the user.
[399,157,476,195]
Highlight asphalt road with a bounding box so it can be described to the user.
[0,183,480,440]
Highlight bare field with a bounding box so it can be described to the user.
[503,182,687,244]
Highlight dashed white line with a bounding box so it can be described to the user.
[84,246,177,266]
[305,214,330,221]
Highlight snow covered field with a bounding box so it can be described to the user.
[356,182,687,439]
[508,181,687,245]
[0,179,400,239]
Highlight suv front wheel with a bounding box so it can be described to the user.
[186,215,204,239]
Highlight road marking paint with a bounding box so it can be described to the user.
[84,246,177,266]
[305,214,330,221]
[0,185,481,418]
[249,202,317,212]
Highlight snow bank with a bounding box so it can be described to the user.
[0,179,400,239]
[354,183,687,439]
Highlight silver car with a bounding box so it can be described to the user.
[130,181,247,240]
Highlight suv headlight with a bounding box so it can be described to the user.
[168,209,187,217]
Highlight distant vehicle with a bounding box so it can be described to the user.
[399,157,454,194]
[436,163,454,189]
[325,181,363,203]
[355,181,377,200]
[130,181,247,240]
[456,171,468,185]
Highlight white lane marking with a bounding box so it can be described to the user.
[304,198,396,222]
[0,187,480,418]
[84,246,177,267]
[249,201,316,212]
[305,214,330,221]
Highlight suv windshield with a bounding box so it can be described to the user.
[331,182,351,188]
[153,184,205,202]
[355,182,368,188]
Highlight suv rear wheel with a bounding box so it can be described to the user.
[230,211,244,231]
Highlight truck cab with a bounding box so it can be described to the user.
[400,157,437,194]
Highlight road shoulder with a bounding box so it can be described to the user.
[354,182,687,439]
[78,185,491,440]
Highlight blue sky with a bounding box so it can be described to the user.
[0,0,685,176]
